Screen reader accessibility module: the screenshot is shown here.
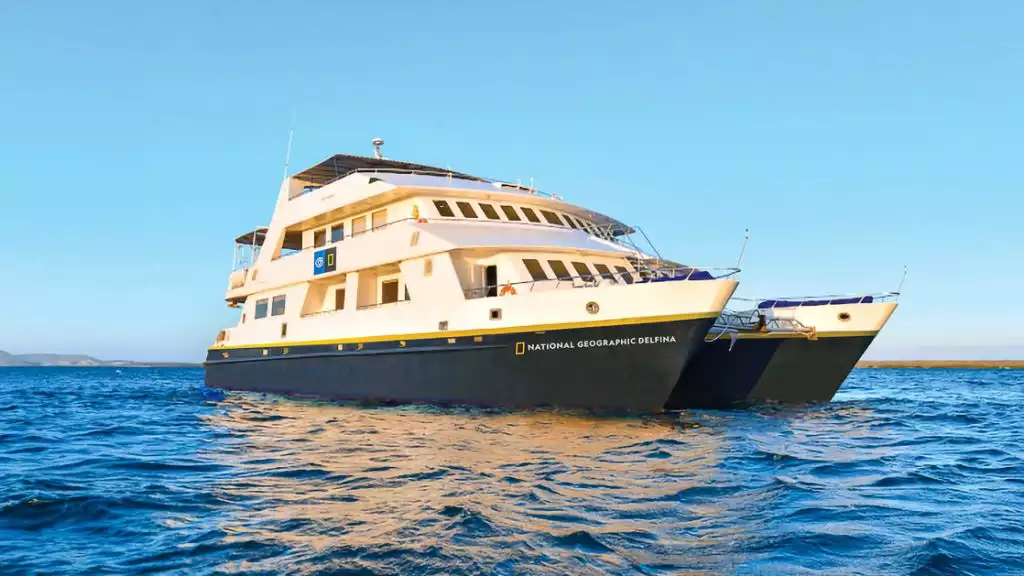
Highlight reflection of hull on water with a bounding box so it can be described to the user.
[205,316,715,412]
[665,332,877,410]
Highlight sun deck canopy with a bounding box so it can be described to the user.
[292,154,484,186]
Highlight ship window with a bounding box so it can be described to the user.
[456,201,478,218]
[500,205,521,221]
[335,288,346,310]
[352,216,367,236]
[434,200,455,217]
[331,223,344,243]
[522,259,548,281]
[314,229,327,248]
[547,260,571,281]
[381,280,399,304]
[405,285,410,301]
[562,215,578,229]
[424,258,433,276]
[571,262,594,282]
[521,207,541,223]
[271,295,286,316]
[615,266,634,284]
[540,210,562,225]
[479,203,500,220]
[372,209,387,229]
[255,298,268,319]
[281,322,287,338]
[593,263,618,283]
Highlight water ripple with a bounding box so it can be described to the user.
[1,366,1023,574]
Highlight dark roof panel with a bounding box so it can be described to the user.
[292,153,483,185]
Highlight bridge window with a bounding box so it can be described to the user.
[271,295,286,316]
[562,215,578,229]
[500,205,521,221]
[456,201,478,218]
[540,210,563,226]
[521,207,541,223]
[372,209,387,229]
[314,229,327,248]
[547,260,571,281]
[571,262,594,282]
[434,200,455,217]
[479,203,500,220]
[335,288,346,310]
[593,263,617,283]
[255,298,268,319]
[352,216,367,236]
[615,266,634,284]
[522,259,548,281]
[331,223,344,243]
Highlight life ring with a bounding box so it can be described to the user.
[500,283,517,296]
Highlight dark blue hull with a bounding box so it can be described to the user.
[205,317,715,413]
[666,333,877,409]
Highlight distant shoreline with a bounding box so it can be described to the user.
[857,360,1024,369]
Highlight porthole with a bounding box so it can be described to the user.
[838,312,851,322]
[586,301,600,315]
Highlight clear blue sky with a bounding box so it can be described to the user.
[1,1,1021,362]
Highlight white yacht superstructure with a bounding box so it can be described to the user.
[206,146,738,411]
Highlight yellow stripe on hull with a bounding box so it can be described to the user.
[211,311,719,351]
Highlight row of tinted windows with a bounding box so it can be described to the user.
[433,200,597,232]
[522,259,634,285]
[311,209,389,248]
[254,294,286,319]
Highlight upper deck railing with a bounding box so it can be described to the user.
[291,166,567,201]
[462,266,739,299]
[270,215,635,260]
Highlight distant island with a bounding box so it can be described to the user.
[857,360,1024,369]
[0,349,198,368]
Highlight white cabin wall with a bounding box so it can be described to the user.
[302,283,328,316]
[399,253,466,305]
[344,272,360,311]
[357,271,377,308]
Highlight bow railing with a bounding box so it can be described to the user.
[730,292,900,310]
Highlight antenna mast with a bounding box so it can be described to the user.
[283,110,296,180]
[735,228,750,268]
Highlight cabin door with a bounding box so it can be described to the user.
[485,265,498,297]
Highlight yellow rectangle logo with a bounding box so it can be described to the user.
[515,342,525,356]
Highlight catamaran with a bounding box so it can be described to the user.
[205,142,739,412]
[665,292,898,409]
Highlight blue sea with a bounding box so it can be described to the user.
[1,368,1022,575]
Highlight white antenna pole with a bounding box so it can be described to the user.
[735,228,750,268]
[896,265,908,297]
[283,115,295,180]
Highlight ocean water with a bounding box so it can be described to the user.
[1,368,1022,575]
